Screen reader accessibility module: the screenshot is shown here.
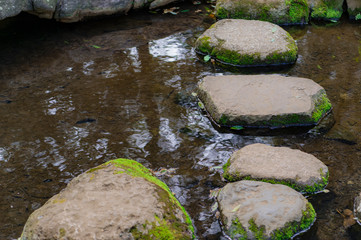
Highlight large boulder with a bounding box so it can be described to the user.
[223,143,329,194]
[217,180,316,239]
[0,0,178,22]
[20,159,194,239]
[215,0,309,25]
[309,0,344,21]
[346,0,361,20]
[197,75,332,129]
[195,19,298,67]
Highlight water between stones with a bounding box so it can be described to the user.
[0,4,360,239]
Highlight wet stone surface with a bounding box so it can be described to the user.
[0,5,361,240]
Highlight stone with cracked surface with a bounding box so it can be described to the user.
[20,159,193,240]
[223,143,329,193]
[197,74,332,128]
[217,180,315,239]
[195,19,298,67]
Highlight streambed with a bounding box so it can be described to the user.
[0,4,361,239]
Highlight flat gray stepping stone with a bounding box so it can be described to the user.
[355,192,361,225]
[223,143,329,194]
[195,19,297,67]
[20,159,194,240]
[217,180,316,239]
[197,75,332,129]
[346,0,361,20]
[215,0,309,25]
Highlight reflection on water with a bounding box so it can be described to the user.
[0,9,361,240]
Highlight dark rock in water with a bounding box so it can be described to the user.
[0,0,180,22]
[324,124,357,145]
[76,118,96,124]
[20,159,194,239]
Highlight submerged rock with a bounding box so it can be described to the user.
[20,159,194,239]
[197,75,332,129]
[324,124,357,145]
[0,0,178,22]
[215,0,309,25]
[309,0,344,21]
[346,0,361,20]
[217,180,316,239]
[223,143,329,194]
[195,19,298,67]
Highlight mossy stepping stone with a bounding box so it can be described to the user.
[217,180,316,239]
[197,75,332,129]
[310,0,344,21]
[215,0,309,25]
[195,19,298,67]
[20,159,194,240]
[223,143,329,194]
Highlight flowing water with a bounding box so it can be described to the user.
[0,4,361,239]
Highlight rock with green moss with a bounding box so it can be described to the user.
[217,180,316,239]
[309,0,344,21]
[215,0,309,25]
[195,19,298,67]
[223,143,329,194]
[19,159,194,240]
[346,0,361,20]
[197,75,332,129]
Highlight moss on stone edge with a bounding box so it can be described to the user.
[215,0,308,25]
[223,158,329,194]
[225,204,315,240]
[195,32,297,67]
[271,202,316,240]
[348,8,361,20]
[102,159,195,239]
[311,92,332,123]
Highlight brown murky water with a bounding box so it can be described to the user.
[1,4,361,239]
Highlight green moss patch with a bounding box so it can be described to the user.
[223,160,329,194]
[310,0,343,21]
[99,159,194,239]
[215,0,309,25]
[311,92,332,123]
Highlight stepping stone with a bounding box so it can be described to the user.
[215,0,309,25]
[310,0,343,21]
[223,143,329,194]
[197,75,332,129]
[20,159,194,240]
[217,180,316,239]
[355,192,361,225]
[195,19,298,67]
[346,0,361,20]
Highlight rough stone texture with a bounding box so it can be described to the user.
[217,181,316,239]
[215,0,309,25]
[0,0,178,22]
[223,143,329,193]
[309,0,344,21]
[346,0,361,19]
[195,19,298,67]
[355,192,361,225]
[20,159,194,240]
[197,75,332,128]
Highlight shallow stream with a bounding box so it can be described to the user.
[1,4,361,239]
